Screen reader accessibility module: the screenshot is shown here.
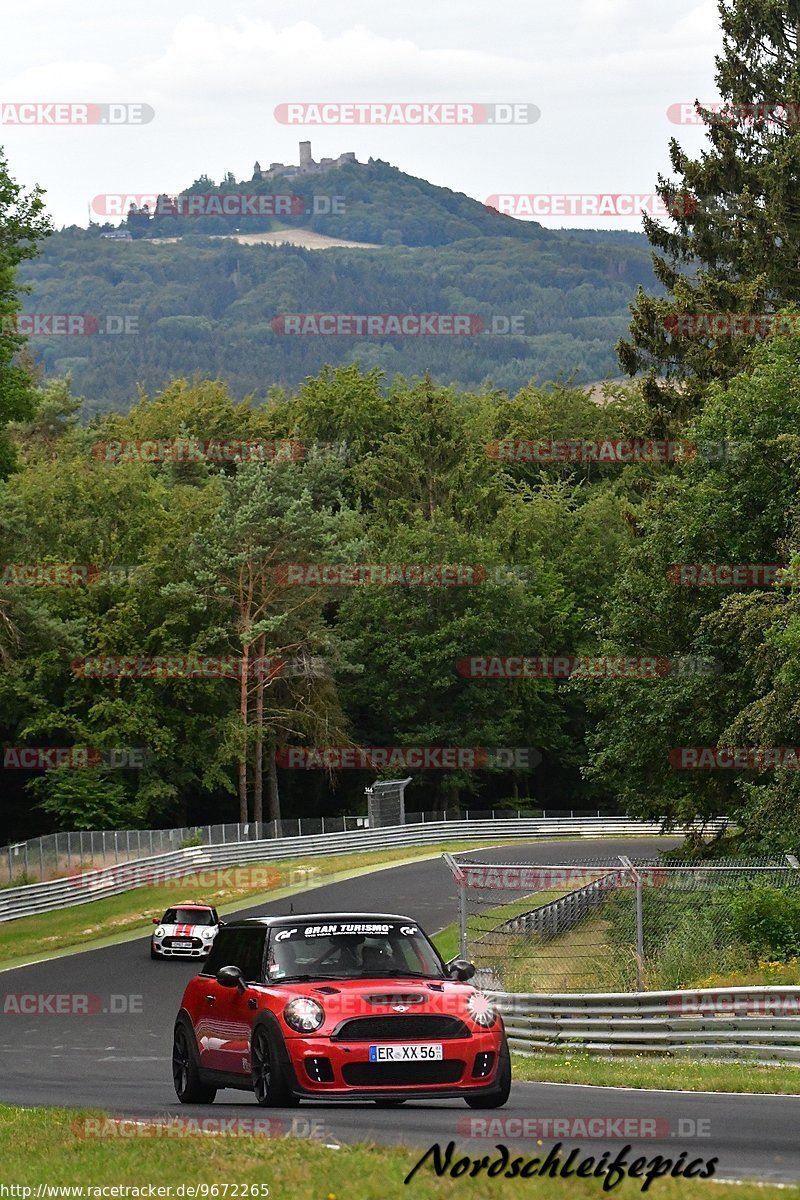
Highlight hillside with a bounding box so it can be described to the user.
[19,157,656,412]
[115,157,553,247]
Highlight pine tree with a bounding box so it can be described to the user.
[0,146,51,477]
[618,0,800,429]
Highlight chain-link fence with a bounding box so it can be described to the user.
[0,817,369,885]
[445,853,800,993]
[0,807,602,886]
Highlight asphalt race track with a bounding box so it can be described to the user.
[2,837,799,1185]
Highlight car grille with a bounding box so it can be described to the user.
[332,1016,470,1041]
[342,1061,465,1086]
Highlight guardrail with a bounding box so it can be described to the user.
[491,986,800,1061]
[0,816,706,924]
[498,870,625,941]
[1,808,612,885]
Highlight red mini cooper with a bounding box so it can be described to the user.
[172,912,511,1107]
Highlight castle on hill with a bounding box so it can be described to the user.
[253,141,357,181]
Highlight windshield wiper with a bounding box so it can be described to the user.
[271,973,339,984]
[359,970,441,979]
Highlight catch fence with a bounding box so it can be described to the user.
[445,853,800,993]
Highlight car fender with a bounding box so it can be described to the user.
[250,1009,297,1082]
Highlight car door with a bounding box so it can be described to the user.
[198,929,266,1076]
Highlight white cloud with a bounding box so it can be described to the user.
[0,0,722,229]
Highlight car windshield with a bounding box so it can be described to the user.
[163,908,215,926]
[266,920,445,982]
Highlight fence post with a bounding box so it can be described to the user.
[39,839,44,881]
[619,855,644,990]
[635,873,644,988]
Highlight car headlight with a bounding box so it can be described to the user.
[154,927,165,938]
[467,992,497,1028]
[201,928,215,939]
[283,997,325,1033]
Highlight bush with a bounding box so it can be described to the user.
[726,886,800,960]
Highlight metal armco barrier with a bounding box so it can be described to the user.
[0,817,718,923]
[499,870,625,941]
[492,986,800,1062]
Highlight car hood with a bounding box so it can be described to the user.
[260,976,487,1025]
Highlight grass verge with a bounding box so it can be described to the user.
[0,1105,789,1199]
[511,1051,800,1093]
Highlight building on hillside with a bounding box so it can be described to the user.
[252,142,356,181]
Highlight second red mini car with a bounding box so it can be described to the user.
[172,912,510,1107]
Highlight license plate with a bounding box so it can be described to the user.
[369,1043,443,1062]
[172,940,192,948]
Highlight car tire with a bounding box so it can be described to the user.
[251,1024,299,1107]
[150,944,159,960]
[172,1020,217,1104]
[464,1039,511,1109]
[374,1099,406,1107]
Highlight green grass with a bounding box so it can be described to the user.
[511,1051,800,1093]
[0,840,536,970]
[0,1105,789,1199]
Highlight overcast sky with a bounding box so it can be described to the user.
[1,0,722,231]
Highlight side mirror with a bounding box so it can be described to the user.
[217,965,246,991]
[152,917,160,925]
[448,959,476,982]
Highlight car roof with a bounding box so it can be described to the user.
[222,912,418,929]
[164,903,215,910]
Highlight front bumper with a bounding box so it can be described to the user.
[152,939,211,958]
[283,1030,503,1099]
